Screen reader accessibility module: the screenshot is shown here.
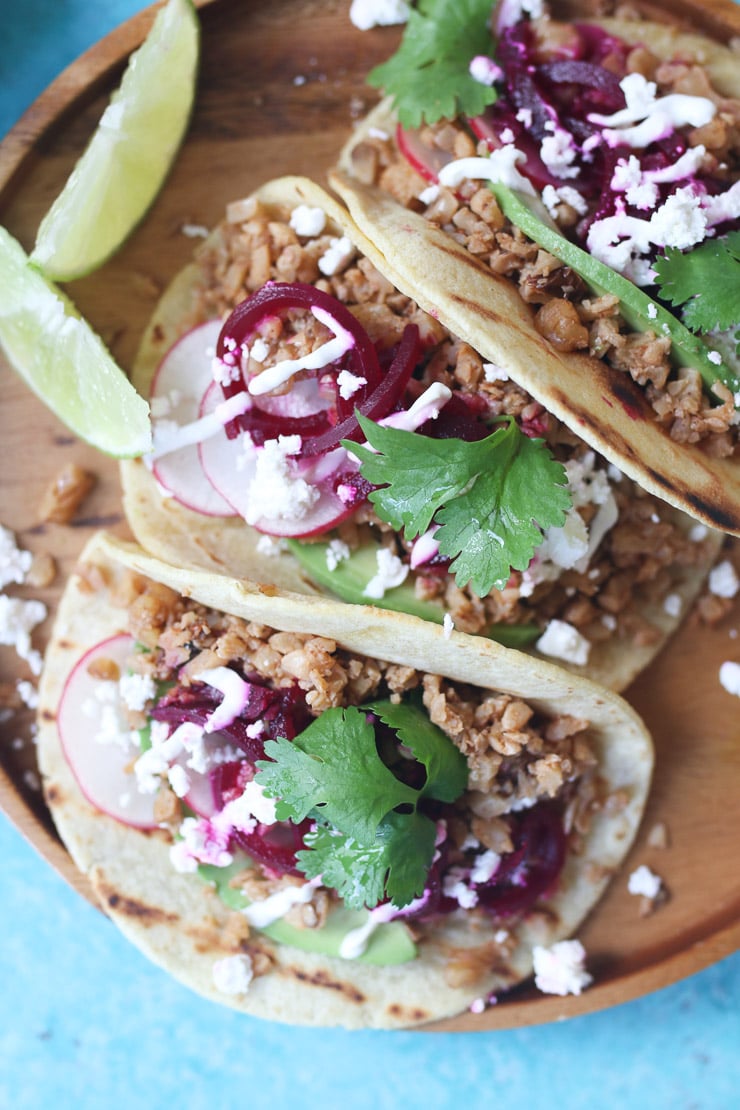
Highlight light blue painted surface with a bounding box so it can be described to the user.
[1,3,738,1107]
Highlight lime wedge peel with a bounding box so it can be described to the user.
[31,0,200,282]
[0,226,152,457]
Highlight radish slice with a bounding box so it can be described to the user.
[251,376,333,420]
[57,634,158,828]
[149,319,237,517]
[199,388,362,537]
[396,124,455,183]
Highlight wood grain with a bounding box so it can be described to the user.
[1,0,739,1031]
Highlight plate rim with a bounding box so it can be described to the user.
[1,0,739,1032]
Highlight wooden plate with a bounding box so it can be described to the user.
[1,0,739,1032]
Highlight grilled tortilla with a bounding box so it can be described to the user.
[334,7,740,536]
[37,531,653,1029]
[120,176,722,693]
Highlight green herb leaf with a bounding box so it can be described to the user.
[348,414,571,596]
[256,707,417,843]
[366,699,468,802]
[653,233,740,350]
[367,0,498,129]
[256,701,467,909]
[298,810,436,910]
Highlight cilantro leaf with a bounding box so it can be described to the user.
[653,233,740,347]
[297,823,389,910]
[256,707,417,843]
[367,0,498,129]
[255,700,468,909]
[366,699,468,802]
[298,810,437,910]
[348,414,571,596]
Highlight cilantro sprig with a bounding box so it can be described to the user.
[255,701,468,909]
[367,0,498,129]
[346,413,571,598]
[653,233,740,357]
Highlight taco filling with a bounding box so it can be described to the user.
[334,1,740,533]
[37,533,653,1028]
[124,179,720,690]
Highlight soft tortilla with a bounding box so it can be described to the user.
[37,531,653,1029]
[332,16,740,537]
[120,176,722,694]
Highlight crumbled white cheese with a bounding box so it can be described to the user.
[628,864,663,899]
[687,524,708,546]
[719,660,740,697]
[536,619,591,666]
[363,547,409,599]
[0,595,47,675]
[0,525,32,589]
[541,184,588,219]
[650,187,708,250]
[469,55,503,87]
[255,534,288,557]
[289,204,326,238]
[170,814,233,872]
[349,0,410,30]
[443,613,454,640]
[119,672,157,712]
[483,362,509,383]
[167,763,191,799]
[336,370,367,400]
[16,679,38,710]
[663,592,682,619]
[521,452,618,595]
[540,127,579,180]
[217,780,278,829]
[318,235,355,276]
[212,953,254,996]
[442,867,479,910]
[498,0,544,27]
[243,436,319,526]
[326,538,351,571]
[181,223,210,239]
[470,850,500,884]
[533,939,592,996]
[709,560,739,599]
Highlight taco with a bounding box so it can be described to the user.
[120,176,721,693]
[36,531,653,1029]
[333,0,740,536]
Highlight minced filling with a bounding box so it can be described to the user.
[190,198,715,653]
[348,16,740,454]
[97,566,611,985]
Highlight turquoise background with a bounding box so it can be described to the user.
[1,3,738,1107]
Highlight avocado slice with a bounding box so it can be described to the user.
[490,183,740,400]
[287,536,540,648]
[198,859,417,966]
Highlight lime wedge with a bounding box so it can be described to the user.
[31,0,199,281]
[0,226,151,457]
